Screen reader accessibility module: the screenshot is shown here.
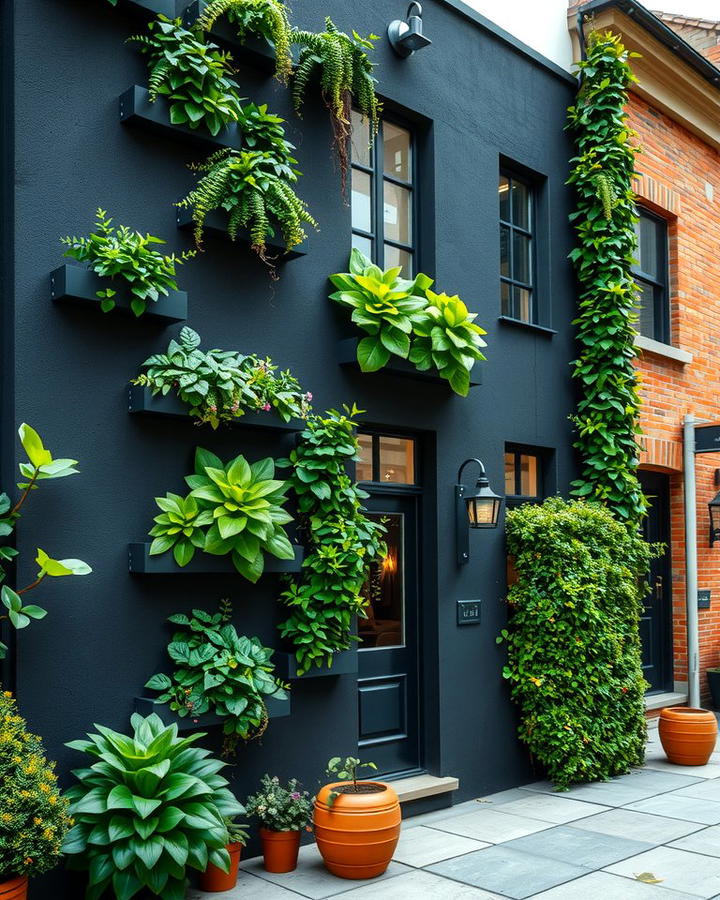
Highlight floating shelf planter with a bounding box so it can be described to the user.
[128,542,304,574]
[134,694,291,728]
[181,0,277,72]
[275,649,358,680]
[51,265,187,324]
[119,86,243,151]
[176,207,307,260]
[122,0,177,16]
[337,338,482,387]
[127,384,304,432]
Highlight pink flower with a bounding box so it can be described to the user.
[263,403,271,411]
[291,791,301,800]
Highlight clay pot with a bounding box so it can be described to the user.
[313,781,401,879]
[659,707,718,765]
[259,827,301,873]
[0,877,27,900]
[199,841,243,892]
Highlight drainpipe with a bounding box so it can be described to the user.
[683,414,700,708]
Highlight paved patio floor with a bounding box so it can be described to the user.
[189,720,720,899]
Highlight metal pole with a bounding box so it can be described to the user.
[683,415,700,708]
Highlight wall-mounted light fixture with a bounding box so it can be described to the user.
[456,458,503,566]
[709,487,720,547]
[387,2,432,58]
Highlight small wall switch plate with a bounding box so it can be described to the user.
[457,599,481,625]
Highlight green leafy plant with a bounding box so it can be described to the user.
[567,31,645,526]
[196,0,293,84]
[128,16,245,137]
[145,602,288,752]
[63,713,244,900]
[62,209,195,317]
[178,148,317,266]
[0,424,91,659]
[324,756,377,806]
[236,102,297,166]
[133,326,312,428]
[330,250,487,396]
[225,817,250,844]
[148,493,214,567]
[279,406,386,674]
[292,19,380,190]
[245,775,313,830]
[499,497,657,789]
[0,690,72,884]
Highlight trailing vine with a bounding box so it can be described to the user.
[567,30,646,527]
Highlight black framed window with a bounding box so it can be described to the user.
[351,113,416,275]
[632,208,669,343]
[356,432,417,485]
[500,172,534,323]
[504,446,542,504]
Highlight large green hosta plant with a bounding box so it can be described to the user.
[63,713,244,900]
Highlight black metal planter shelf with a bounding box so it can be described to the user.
[275,649,358,680]
[117,0,177,16]
[128,542,304,574]
[134,694,291,729]
[128,384,304,432]
[51,265,187,324]
[119,86,243,151]
[176,207,307,260]
[181,1,277,73]
[337,338,483,387]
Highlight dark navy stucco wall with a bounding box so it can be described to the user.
[8,0,577,894]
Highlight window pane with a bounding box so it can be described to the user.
[379,436,415,484]
[513,286,532,323]
[383,122,411,181]
[504,452,516,495]
[352,232,373,258]
[513,232,531,284]
[352,169,373,233]
[384,243,413,275]
[519,454,538,497]
[511,179,530,230]
[356,433,373,482]
[501,280,512,317]
[500,225,510,277]
[351,110,372,167]
[383,181,411,244]
[634,280,656,339]
[499,174,510,222]
[635,214,659,279]
[359,513,405,650]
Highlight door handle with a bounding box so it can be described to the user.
[655,576,663,602]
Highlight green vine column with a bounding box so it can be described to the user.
[567,31,646,527]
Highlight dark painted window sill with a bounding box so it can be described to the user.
[498,316,557,337]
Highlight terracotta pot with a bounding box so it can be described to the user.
[259,827,301,873]
[313,781,401,879]
[199,841,243,892]
[0,877,27,900]
[659,707,718,765]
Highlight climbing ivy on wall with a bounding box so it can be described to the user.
[567,30,646,527]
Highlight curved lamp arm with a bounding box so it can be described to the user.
[457,457,487,486]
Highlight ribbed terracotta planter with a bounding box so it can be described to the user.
[659,707,718,765]
[260,827,301,873]
[314,781,401,880]
[0,876,27,900]
[199,841,242,892]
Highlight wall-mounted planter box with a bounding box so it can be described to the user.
[128,384,304,432]
[337,338,482,388]
[119,86,243,151]
[134,693,291,728]
[176,207,307,260]
[128,542,304,574]
[51,265,187,324]
[275,649,358,680]
[181,1,277,72]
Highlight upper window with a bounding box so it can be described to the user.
[632,209,669,344]
[356,432,416,485]
[500,172,534,323]
[351,113,416,275]
[504,446,542,503]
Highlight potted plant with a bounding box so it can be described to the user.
[314,757,400,880]
[199,818,249,892]
[0,692,72,899]
[708,667,720,710]
[659,706,719,766]
[245,775,313,873]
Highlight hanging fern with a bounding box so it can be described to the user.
[291,18,380,192]
[196,0,293,84]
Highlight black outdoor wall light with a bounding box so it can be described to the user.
[456,458,503,566]
[709,487,720,547]
[387,2,432,58]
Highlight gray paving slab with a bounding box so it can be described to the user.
[426,806,555,843]
[426,845,590,900]
[626,794,720,826]
[403,799,489,829]
[531,870,698,899]
[669,824,720,858]
[489,793,610,824]
[522,770,705,807]
[571,807,706,844]
[323,869,507,899]
[391,825,490,867]
[500,823,653,869]
[604,846,720,897]
[668,781,720,803]
[188,869,302,898]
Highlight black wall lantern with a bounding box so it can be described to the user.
[387,2,432,58]
[709,489,720,547]
[456,458,503,566]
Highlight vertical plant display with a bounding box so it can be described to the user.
[567,30,645,527]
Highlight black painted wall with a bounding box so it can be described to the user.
[6,0,578,895]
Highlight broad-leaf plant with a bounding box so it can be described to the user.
[0,424,91,659]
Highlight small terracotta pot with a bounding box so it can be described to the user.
[260,827,301,873]
[0,876,27,900]
[659,707,718,765]
[314,781,401,880]
[199,841,243,892]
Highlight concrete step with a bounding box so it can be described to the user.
[645,690,688,711]
[389,774,459,803]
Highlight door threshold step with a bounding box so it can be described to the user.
[387,774,459,803]
[645,691,688,711]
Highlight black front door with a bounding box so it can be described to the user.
[639,471,673,693]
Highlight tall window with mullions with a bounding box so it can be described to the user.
[499,172,534,323]
[350,111,415,275]
[632,208,669,344]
